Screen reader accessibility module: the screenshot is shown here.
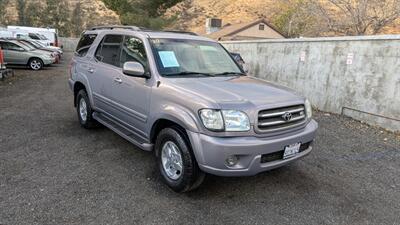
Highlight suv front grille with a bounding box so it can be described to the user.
[257,105,306,132]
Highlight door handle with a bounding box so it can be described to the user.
[88,68,94,73]
[114,77,122,84]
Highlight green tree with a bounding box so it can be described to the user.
[25,1,45,27]
[44,0,72,36]
[102,0,183,29]
[16,0,27,25]
[0,0,9,25]
[272,0,316,37]
[71,1,84,36]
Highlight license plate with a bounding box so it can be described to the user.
[283,143,301,159]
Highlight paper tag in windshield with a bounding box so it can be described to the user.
[199,45,218,51]
[158,51,180,68]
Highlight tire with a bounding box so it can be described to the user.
[76,89,99,129]
[155,127,205,193]
[28,58,44,70]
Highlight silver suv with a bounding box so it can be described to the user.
[68,26,318,192]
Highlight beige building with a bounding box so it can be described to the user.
[206,18,286,41]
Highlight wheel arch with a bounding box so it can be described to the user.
[73,81,87,107]
[150,118,190,145]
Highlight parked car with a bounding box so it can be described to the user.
[0,39,56,70]
[28,39,63,55]
[69,26,318,192]
[16,39,61,63]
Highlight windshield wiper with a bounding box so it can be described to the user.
[164,71,215,77]
[212,72,246,76]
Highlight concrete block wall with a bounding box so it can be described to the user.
[222,35,400,132]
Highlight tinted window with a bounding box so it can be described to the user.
[95,35,123,67]
[3,42,24,51]
[120,36,148,70]
[29,33,40,40]
[75,34,97,57]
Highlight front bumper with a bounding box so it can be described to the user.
[188,120,318,176]
[43,58,55,65]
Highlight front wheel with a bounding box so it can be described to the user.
[28,58,43,70]
[155,127,205,192]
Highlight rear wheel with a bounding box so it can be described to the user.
[28,58,43,70]
[155,127,205,192]
[76,90,99,129]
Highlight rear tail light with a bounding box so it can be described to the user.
[0,47,4,66]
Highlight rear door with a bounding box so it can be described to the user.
[73,33,98,106]
[88,34,124,118]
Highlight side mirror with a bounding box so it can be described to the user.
[122,61,148,78]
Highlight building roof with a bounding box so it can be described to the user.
[206,18,286,40]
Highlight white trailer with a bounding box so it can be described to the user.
[7,26,60,47]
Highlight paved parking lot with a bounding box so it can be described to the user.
[1,54,399,225]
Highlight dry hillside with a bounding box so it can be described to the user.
[166,0,400,36]
[166,0,278,34]
[1,0,120,29]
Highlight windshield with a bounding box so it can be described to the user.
[150,38,243,77]
[39,34,48,40]
[32,40,46,47]
[16,41,35,51]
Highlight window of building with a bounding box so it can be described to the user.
[259,24,265,30]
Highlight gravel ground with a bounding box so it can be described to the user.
[1,54,399,225]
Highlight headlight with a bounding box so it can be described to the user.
[222,110,250,131]
[305,99,312,119]
[199,109,224,131]
[199,109,250,132]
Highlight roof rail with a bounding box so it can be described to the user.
[88,26,198,36]
[89,25,142,31]
[163,30,198,36]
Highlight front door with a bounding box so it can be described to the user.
[113,36,152,137]
[2,42,28,65]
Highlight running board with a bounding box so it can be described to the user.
[93,112,153,151]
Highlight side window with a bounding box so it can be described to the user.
[95,35,123,67]
[7,43,24,51]
[120,36,148,70]
[29,33,40,40]
[75,34,97,57]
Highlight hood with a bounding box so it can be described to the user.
[166,76,304,106]
[32,49,52,57]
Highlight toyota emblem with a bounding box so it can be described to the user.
[282,112,292,121]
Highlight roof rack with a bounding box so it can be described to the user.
[89,25,142,31]
[162,30,198,36]
[88,26,198,36]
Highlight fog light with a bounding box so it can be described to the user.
[225,155,238,167]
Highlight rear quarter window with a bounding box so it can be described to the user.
[75,34,98,57]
